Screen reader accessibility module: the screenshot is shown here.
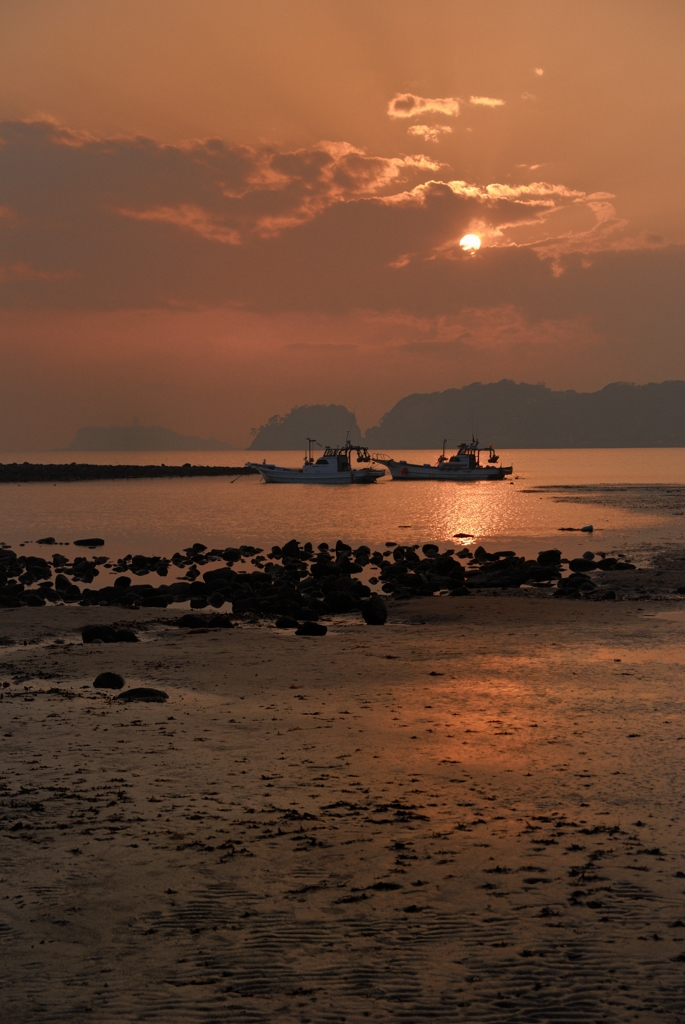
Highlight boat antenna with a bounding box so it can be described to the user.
[306,437,319,464]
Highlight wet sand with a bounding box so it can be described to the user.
[1,598,685,1022]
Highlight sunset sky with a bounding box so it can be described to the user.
[1,0,683,448]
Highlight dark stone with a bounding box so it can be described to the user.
[223,547,241,562]
[525,564,561,582]
[141,595,169,608]
[73,538,105,547]
[169,582,192,596]
[275,616,299,629]
[115,628,139,643]
[295,621,328,636]
[208,592,225,608]
[361,594,387,625]
[93,672,125,689]
[175,613,209,628]
[310,560,341,579]
[203,566,237,585]
[323,591,357,614]
[208,614,234,628]
[613,561,636,571]
[597,558,618,570]
[82,624,118,643]
[537,549,562,566]
[281,539,301,560]
[22,592,46,606]
[117,687,168,703]
[190,596,208,609]
[297,607,319,621]
[597,589,617,600]
[36,537,56,545]
[569,558,598,573]
[422,543,439,557]
[114,576,132,588]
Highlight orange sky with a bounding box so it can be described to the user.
[0,0,683,448]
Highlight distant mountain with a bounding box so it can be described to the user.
[68,425,233,451]
[363,380,685,448]
[249,404,362,450]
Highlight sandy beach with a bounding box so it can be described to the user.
[2,597,685,1022]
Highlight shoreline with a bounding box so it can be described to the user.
[2,597,685,1021]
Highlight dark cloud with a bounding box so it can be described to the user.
[0,117,682,370]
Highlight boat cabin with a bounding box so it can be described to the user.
[439,437,501,469]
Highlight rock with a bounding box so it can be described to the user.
[141,595,169,608]
[81,624,138,642]
[36,537,56,545]
[361,594,387,625]
[93,672,125,689]
[613,561,636,571]
[422,543,439,557]
[580,525,594,533]
[73,538,105,547]
[114,576,132,588]
[115,628,139,643]
[323,591,357,614]
[190,596,208,609]
[297,607,320,621]
[569,558,598,573]
[597,558,618,570]
[175,613,210,628]
[281,539,301,560]
[223,547,241,562]
[275,616,299,629]
[117,687,168,703]
[537,549,562,566]
[82,624,118,643]
[295,621,328,636]
[583,551,595,560]
[597,589,617,600]
[208,592,225,608]
[208,614,234,628]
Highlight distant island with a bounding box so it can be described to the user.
[249,404,362,450]
[68,425,233,451]
[251,381,685,449]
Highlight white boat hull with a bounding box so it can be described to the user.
[383,461,511,481]
[246,462,385,484]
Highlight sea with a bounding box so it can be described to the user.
[2,448,685,564]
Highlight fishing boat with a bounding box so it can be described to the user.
[246,438,386,485]
[376,438,512,481]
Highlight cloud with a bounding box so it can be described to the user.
[406,124,453,143]
[387,93,460,119]
[469,96,505,107]
[0,114,680,394]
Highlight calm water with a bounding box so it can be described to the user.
[2,448,685,561]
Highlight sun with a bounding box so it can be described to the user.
[460,233,481,252]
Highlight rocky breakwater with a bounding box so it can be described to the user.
[0,462,257,483]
